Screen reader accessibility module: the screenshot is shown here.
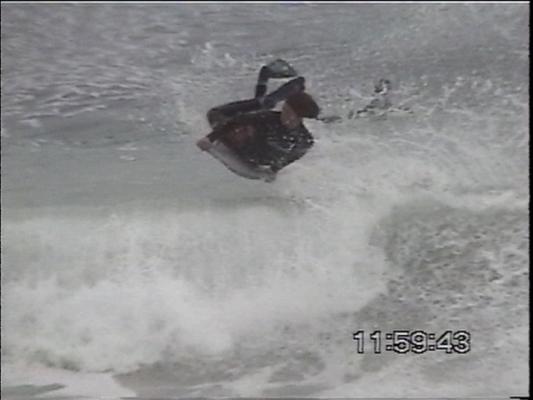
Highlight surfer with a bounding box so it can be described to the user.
[196,59,320,178]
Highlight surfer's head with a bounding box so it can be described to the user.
[281,92,319,128]
[285,92,320,119]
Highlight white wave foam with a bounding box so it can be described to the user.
[2,192,389,372]
[1,361,135,399]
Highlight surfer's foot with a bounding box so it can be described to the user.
[256,59,298,100]
[264,59,298,79]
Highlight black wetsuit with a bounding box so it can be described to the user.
[207,109,314,172]
[205,74,314,172]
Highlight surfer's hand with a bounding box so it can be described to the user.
[196,137,212,151]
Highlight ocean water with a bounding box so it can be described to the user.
[1,3,529,399]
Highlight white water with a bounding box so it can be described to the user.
[1,3,529,398]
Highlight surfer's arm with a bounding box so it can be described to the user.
[206,123,230,143]
[207,99,263,129]
[207,78,305,129]
[206,79,303,129]
[197,121,238,151]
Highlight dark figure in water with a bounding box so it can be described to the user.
[197,59,320,177]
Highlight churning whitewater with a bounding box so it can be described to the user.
[1,4,529,399]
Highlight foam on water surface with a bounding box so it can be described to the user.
[1,3,529,398]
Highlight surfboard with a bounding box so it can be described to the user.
[202,140,276,182]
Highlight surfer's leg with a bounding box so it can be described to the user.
[254,65,270,99]
[206,60,299,128]
[207,99,262,128]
